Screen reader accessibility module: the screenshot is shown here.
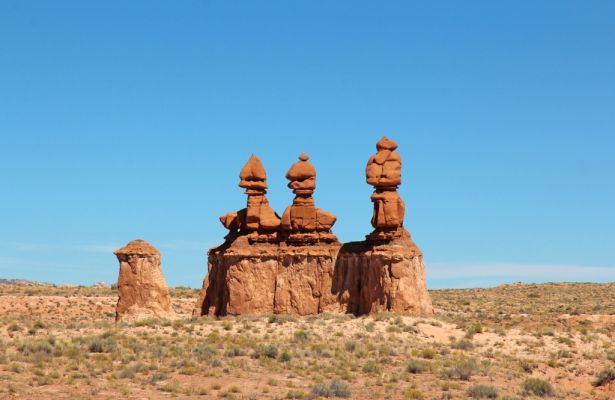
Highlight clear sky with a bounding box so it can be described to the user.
[1,1,614,289]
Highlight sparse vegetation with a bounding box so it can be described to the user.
[521,378,554,397]
[467,384,498,399]
[0,282,612,398]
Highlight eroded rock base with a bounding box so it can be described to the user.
[193,230,433,317]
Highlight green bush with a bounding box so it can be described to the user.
[18,338,54,355]
[450,339,474,350]
[293,329,309,342]
[521,378,554,397]
[253,344,279,359]
[442,358,477,380]
[279,351,292,362]
[362,360,381,374]
[593,368,615,387]
[87,336,117,353]
[467,384,498,399]
[310,379,351,398]
[406,358,428,374]
[404,388,425,399]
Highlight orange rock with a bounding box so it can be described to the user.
[220,155,281,241]
[280,154,337,243]
[366,136,406,239]
[114,240,175,321]
[193,138,432,318]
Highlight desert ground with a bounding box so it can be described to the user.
[0,282,614,399]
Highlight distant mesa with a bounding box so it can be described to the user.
[193,137,433,317]
[113,239,176,321]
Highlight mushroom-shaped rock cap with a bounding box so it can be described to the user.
[286,153,316,181]
[239,154,267,182]
[114,240,160,256]
[376,136,398,151]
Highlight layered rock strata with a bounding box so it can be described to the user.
[193,237,343,316]
[114,240,176,321]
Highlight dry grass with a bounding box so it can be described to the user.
[0,282,614,399]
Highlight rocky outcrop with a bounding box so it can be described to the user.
[193,138,433,317]
[334,233,433,315]
[193,237,343,316]
[114,240,175,321]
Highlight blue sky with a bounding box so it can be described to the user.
[0,1,614,288]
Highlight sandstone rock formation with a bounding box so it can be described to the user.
[366,136,406,241]
[334,234,433,315]
[193,240,343,316]
[114,240,175,321]
[193,138,433,317]
[280,154,337,244]
[220,155,281,243]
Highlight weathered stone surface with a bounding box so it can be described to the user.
[366,136,406,241]
[114,240,175,321]
[220,155,281,243]
[194,137,433,317]
[281,154,337,244]
[334,232,433,315]
[193,237,432,317]
[193,238,343,317]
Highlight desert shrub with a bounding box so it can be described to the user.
[286,389,307,399]
[253,344,278,359]
[467,384,498,399]
[406,358,428,374]
[344,341,357,353]
[404,388,425,399]
[279,351,292,362]
[88,336,117,353]
[593,368,615,387]
[18,337,54,355]
[606,349,615,362]
[268,315,296,324]
[147,372,168,385]
[362,360,381,374]
[519,359,537,373]
[419,348,436,359]
[192,343,218,360]
[293,329,309,342]
[521,378,554,397]
[450,339,474,350]
[465,322,483,337]
[310,379,351,398]
[223,347,244,357]
[442,358,477,380]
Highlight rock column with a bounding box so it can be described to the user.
[114,240,175,321]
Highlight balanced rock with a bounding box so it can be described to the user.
[114,240,175,321]
[280,154,337,244]
[220,155,281,243]
[366,136,406,241]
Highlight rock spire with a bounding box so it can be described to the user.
[114,240,175,321]
[219,154,281,242]
[365,136,406,241]
[280,153,337,244]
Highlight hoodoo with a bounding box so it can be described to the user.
[193,137,433,317]
[114,240,176,321]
